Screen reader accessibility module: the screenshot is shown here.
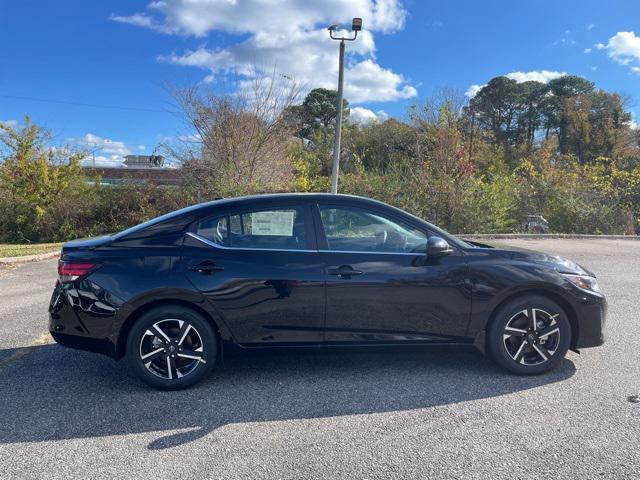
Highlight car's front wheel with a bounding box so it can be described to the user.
[487,295,571,375]
[126,306,216,389]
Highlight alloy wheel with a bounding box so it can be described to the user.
[139,319,206,380]
[502,308,561,366]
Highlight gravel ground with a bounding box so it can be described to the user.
[0,240,638,479]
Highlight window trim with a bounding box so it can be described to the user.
[186,231,318,253]
[318,248,426,256]
[188,202,317,252]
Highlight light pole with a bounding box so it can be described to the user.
[328,17,362,194]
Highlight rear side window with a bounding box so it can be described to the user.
[230,207,307,250]
[196,207,308,250]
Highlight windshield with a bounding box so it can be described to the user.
[395,208,473,248]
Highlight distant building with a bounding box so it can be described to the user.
[123,155,165,168]
[81,155,179,186]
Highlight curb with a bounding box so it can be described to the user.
[0,251,60,265]
[460,234,640,240]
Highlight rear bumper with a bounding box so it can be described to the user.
[572,293,607,349]
[48,280,121,358]
[50,330,115,356]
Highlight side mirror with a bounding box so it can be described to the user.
[427,236,452,258]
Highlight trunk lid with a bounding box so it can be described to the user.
[62,235,113,252]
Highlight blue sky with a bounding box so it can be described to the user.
[1,0,639,165]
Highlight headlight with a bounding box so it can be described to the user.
[562,273,601,294]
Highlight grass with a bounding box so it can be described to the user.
[0,242,63,258]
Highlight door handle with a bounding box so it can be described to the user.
[188,261,224,274]
[328,265,363,279]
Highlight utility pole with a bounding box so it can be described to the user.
[328,18,362,194]
[331,39,345,195]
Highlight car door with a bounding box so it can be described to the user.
[182,202,325,346]
[315,203,471,343]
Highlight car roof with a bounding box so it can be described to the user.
[112,193,388,240]
[112,192,469,248]
[193,192,382,209]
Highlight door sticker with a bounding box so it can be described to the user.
[250,211,295,236]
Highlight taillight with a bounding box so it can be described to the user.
[58,261,98,283]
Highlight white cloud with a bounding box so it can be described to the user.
[113,0,415,104]
[465,84,485,98]
[109,13,170,33]
[465,71,566,99]
[505,70,567,83]
[554,32,576,47]
[0,119,17,129]
[178,133,202,143]
[349,107,388,124]
[597,31,640,70]
[587,24,595,30]
[343,59,416,103]
[584,48,592,54]
[70,133,137,167]
[112,0,406,37]
[632,66,640,74]
[79,133,131,156]
[559,37,576,46]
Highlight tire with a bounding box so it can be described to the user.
[487,295,570,375]
[126,305,217,390]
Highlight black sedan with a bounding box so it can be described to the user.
[49,194,606,389]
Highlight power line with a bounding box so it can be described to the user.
[0,94,178,114]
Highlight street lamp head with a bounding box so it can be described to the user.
[328,18,360,41]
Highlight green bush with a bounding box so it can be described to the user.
[2,109,639,244]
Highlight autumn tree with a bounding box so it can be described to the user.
[171,75,303,198]
[0,117,94,241]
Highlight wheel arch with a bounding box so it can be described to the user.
[480,288,579,351]
[115,298,229,359]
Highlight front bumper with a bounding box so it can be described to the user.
[572,292,607,349]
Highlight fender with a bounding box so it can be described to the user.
[466,276,573,340]
[111,287,236,357]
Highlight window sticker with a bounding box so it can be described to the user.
[250,211,295,236]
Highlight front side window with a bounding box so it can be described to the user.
[319,206,427,253]
[196,215,228,246]
[228,207,307,250]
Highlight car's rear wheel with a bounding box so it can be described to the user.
[487,295,570,375]
[126,306,216,390]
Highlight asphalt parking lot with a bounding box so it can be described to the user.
[0,239,638,479]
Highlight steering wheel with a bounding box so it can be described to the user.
[374,230,388,249]
[386,230,408,251]
[214,221,225,244]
